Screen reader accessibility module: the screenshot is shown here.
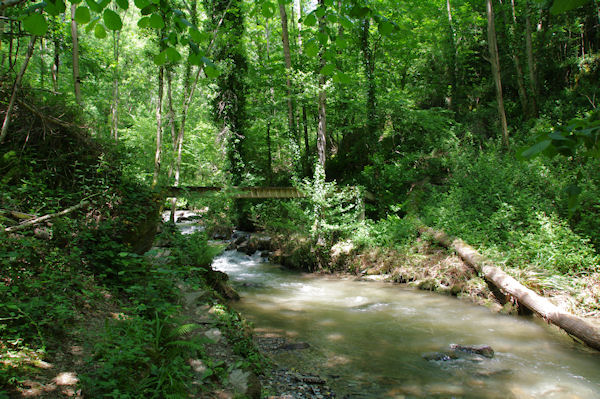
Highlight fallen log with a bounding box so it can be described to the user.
[4,201,90,233]
[419,225,600,352]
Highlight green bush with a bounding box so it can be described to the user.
[420,148,599,274]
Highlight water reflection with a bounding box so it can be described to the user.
[213,250,600,398]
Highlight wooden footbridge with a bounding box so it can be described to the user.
[166,186,306,199]
[166,186,375,201]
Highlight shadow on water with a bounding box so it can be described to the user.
[212,250,600,398]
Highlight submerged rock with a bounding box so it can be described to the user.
[278,342,310,350]
[450,344,495,359]
[422,352,459,362]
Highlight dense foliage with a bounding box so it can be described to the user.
[1,0,599,394]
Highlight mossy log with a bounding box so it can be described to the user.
[419,225,600,352]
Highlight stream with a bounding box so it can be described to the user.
[211,249,600,398]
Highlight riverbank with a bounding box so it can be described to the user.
[252,230,600,326]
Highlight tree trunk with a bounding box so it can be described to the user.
[302,105,309,175]
[502,0,529,117]
[111,30,120,142]
[152,65,164,188]
[525,5,539,117]
[420,225,600,352]
[0,35,36,143]
[169,71,184,223]
[486,0,509,148]
[445,0,458,110]
[70,4,81,104]
[264,20,275,181]
[51,36,59,92]
[279,2,297,143]
[316,0,327,171]
[361,18,376,135]
[39,38,45,88]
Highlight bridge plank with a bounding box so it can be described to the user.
[166,186,306,199]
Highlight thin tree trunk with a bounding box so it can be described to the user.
[0,35,36,143]
[486,0,509,148]
[361,18,376,134]
[152,65,164,188]
[302,105,309,174]
[296,0,310,175]
[525,5,539,117]
[166,70,177,179]
[503,0,529,117]
[51,37,59,92]
[446,0,458,110]
[39,38,45,88]
[111,30,120,141]
[8,20,15,70]
[169,0,200,223]
[279,2,297,143]
[168,71,184,223]
[265,20,275,180]
[70,4,81,104]
[316,0,327,171]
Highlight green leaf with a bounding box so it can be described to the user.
[520,140,551,159]
[103,9,122,30]
[85,0,102,13]
[165,47,181,62]
[137,16,150,28]
[189,52,203,66]
[349,5,370,18]
[134,0,150,8]
[335,35,348,49]
[204,65,220,78]
[340,16,354,30]
[190,29,208,43]
[116,0,129,10]
[23,13,48,36]
[304,40,318,58]
[154,50,167,66]
[149,13,165,29]
[75,6,91,24]
[550,0,590,14]
[168,32,177,45]
[45,0,66,17]
[304,13,317,26]
[140,4,157,15]
[94,23,107,38]
[85,16,100,33]
[333,71,351,84]
[261,2,276,18]
[177,17,194,28]
[549,130,569,141]
[317,32,328,45]
[314,6,325,18]
[378,20,395,35]
[319,63,335,76]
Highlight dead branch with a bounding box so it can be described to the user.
[4,201,89,233]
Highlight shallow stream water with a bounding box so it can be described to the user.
[210,249,600,398]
